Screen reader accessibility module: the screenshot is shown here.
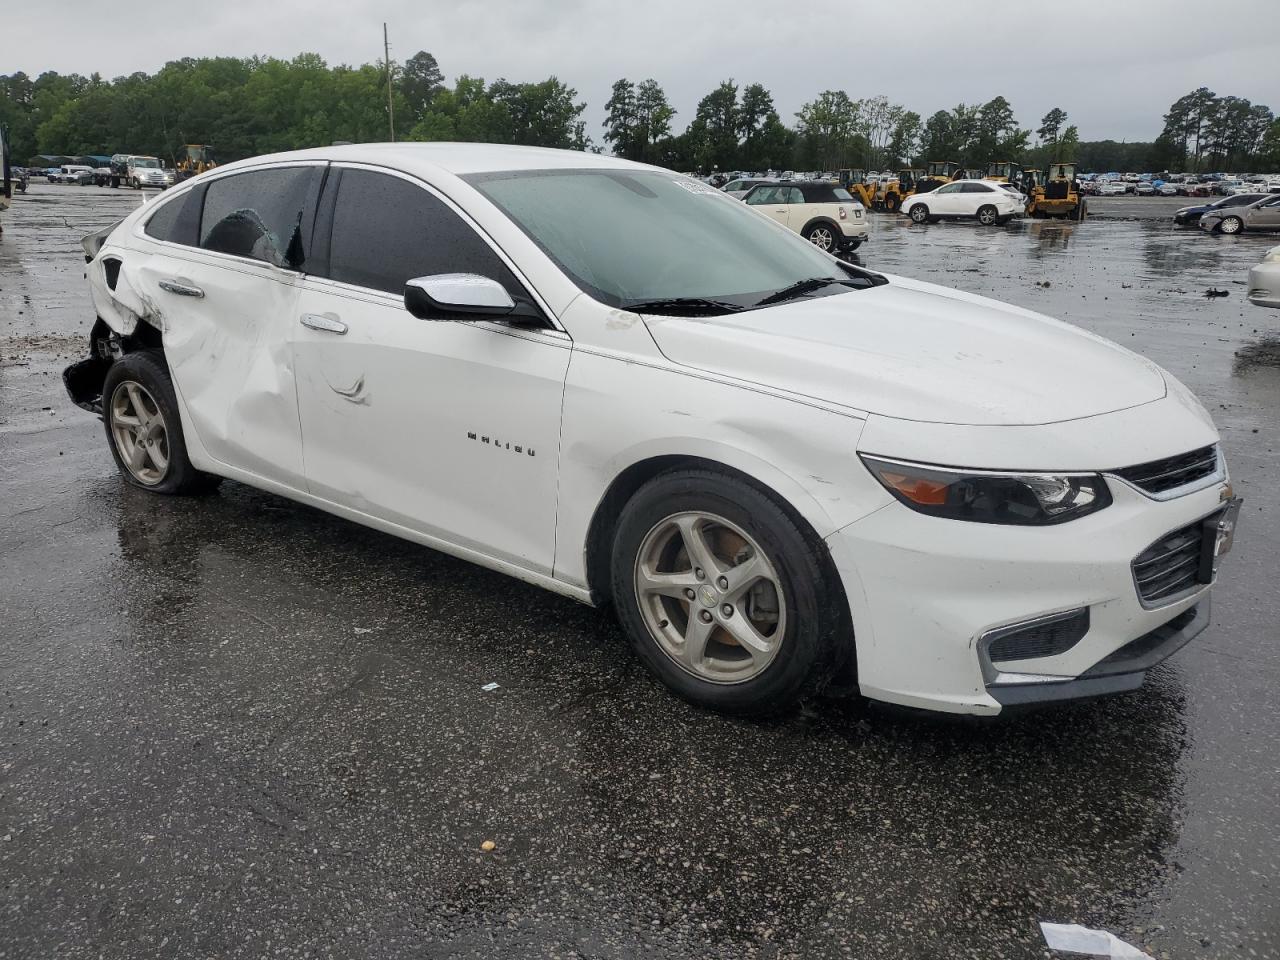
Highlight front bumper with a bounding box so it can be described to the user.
[1247,261,1280,308]
[824,472,1234,715]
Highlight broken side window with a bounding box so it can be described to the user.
[200,166,320,269]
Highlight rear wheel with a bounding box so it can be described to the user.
[885,192,901,212]
[610,469,849,716]
[909,203,930,223]
[802,222,839,253]
[103,350,222,495]
[1219,216,1243,235]
[977,204,999,226]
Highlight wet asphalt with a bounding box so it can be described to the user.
[1,183,1278,960]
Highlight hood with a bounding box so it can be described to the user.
[643,275,1168,426]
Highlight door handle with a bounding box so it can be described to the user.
[300,313,348,335]
[158,279,204,298]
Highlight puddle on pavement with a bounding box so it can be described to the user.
[1233,336,1280,374]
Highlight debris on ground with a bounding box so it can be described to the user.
[480,840,496,852]
[1204,288,1229,298]
[481,682,500,692]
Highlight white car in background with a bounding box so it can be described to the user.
[901,179,1024,225]
[1248,245,1280,308]
[64,143,1239,717]
[1098,180,1131,196]
[742,180,869,252]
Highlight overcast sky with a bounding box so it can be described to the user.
[8,0,1278,144]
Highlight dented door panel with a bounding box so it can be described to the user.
[131,252,306,486]
[292,279,571,575]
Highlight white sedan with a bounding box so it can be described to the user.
[1097,181,1131,196]
[65,143,1239,717]
[900,179,1024,225]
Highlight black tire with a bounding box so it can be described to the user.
[885,192,901,212]
[102,350,222,495]
[609,468,850,716]
[909,203,929,223]
[844,237,864,251]
[976,204,999,226]
[1219,215,1243,235]
[802,221,840,253]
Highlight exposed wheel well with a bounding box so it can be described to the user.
[63,317,165,414]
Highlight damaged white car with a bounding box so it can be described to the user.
[65,144,1242,716]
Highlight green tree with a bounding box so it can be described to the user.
[602,79,638,159]
[634,79,674,163]
[691,80,740,171]
[1036,107,1067,147]
[886,110,922,165]
[795,90,860,168]
[401,51,445,122]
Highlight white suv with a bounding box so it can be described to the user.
[742,181,869,252]
[901,179,1024,225]
[65,144,1238,717]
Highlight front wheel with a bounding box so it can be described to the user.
[885,192,901,212]
[610,470,849,715]
[802,222,839,252]
[976,204,999,225]
[103,351,222,495]
[1219,216,1243,235]
[909,204,929,223]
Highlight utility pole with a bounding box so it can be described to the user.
[384,22,395,142]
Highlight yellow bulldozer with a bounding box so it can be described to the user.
[836,169,878,208]
[914,161,959,196]
[985,161,1022,183]
[1026,162,1086,220]
[175,144,217,181]
[881,168,926,211]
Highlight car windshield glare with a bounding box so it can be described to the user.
[466,169,881,310]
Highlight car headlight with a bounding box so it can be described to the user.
[859,455,1112,525]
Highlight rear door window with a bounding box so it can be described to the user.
[323,168,521,297]
[200,166,321,269]
[961,183,993,193]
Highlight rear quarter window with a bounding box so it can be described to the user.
[143,185,205,247]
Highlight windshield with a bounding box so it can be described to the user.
[133,157,160,168]
[466,169,881,310]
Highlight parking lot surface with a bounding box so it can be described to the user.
[2,184,1278,960]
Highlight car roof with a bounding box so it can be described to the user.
[210,142,654,179]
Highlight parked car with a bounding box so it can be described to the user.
[1135,182,1157,196]
[1097,181,1131,196]
[1174,193,1268,227]
[722,177,775,200]
[1248,245,1280,309]
[1158,182,1184,197]
[900,179,1024,225]
[1212,179,1245,196]
[997,182,1028,206]
[49,164,96,185]
[741,180,869,252]
[1200,193,1280,234]
[64,143,1240,717]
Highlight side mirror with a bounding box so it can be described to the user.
[404,274,516,321]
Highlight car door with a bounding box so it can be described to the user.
[129,163,322,488]
[780,186,807,230]
[291,165,571,575]
[1247,196,1280,230]
[929,182,964,215]
[745,185,790,227]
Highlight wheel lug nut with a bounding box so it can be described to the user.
[698,610,713,623]
[695,568,705,580]
[717,576,728,590]
[684,588,696,600]
[721,604,733,617]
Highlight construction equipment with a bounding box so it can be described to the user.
[985,161,1022,183]
[1027,162,1086,220]
[836,169,877,208]
[954,167,984,181]
[915,161,959,195]
[175,144,217,181]
[881,169,925,211]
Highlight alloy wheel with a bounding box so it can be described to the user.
[110,380,170,485]
[633,511,786,684]
[808,226,835,251]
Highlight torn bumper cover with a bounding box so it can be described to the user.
[63,353,111,416]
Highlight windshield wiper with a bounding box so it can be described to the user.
[754,276,860,308]
[623,297,745,316]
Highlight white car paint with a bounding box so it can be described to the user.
[77,143,1234,716]
[901,179,1023,222]
[1248,245,1280,308]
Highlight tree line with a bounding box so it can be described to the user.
[3,52,1278,174]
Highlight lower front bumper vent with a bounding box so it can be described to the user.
[1132,518,1208,606]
